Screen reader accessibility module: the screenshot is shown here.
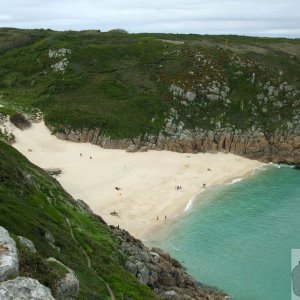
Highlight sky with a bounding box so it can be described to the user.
[0,0,299,37]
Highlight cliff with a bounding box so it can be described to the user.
[52,122,300,164]
[0,29,298,164]
[0,139,227,299]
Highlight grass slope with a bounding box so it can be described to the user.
[0,139,155,299]
[0,28,299,138]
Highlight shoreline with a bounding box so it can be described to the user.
[141,167,261,243]
[6,120,263,239]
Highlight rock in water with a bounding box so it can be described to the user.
[0,277,55,299]
[0,227,19,282]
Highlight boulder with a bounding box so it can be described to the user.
[17,236,37,253]
[47,257,79,300]
[140,146,148,152]
[126,145,139,153]
[206,94,219,101]
[76,199,93,214]
[45,232,55,244]
[0,277,54,299]
[0,227,19,282]
[185,91,196,101]
[45,232,60,252]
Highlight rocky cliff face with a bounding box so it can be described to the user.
[51,122,300,165]
[112,226,227,300]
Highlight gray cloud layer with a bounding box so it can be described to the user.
[0,0,299,37]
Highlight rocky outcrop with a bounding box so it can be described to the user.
[51,123,300,165]
[0,277,55,299]
[17,236,37,253]
[111,226,227,300]
[47,257,79,300]
[49,48,71,72]
[45,231,60,252]
[0,227,19,282]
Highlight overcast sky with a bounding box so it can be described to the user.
[0,0,299,37]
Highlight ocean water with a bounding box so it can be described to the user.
[150,165,300,300]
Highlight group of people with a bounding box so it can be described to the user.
[175,185,182,190]
[80,153,92,159]
[157,215,168,221]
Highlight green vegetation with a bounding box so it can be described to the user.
[0,140,155,299]
[0,28,299,138]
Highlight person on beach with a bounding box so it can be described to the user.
[165,215,167,220]
[203,183,206,188]
[80,153,82,157]
[90,156,92,159]
[157,216,159,221]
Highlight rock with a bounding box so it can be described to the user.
[0,277,54,299]
[9,113,31,130]
[45,232,60,252]
[139,265,150,284]
[76,199,93,214]
[47,258,79,300]
[139,146,148,152]
[0,227,19,282]
[170,85,184,97]
[185,91,196,101]
[126,145,139,152]
[150,251,160,263]
[44,168,62,176]
[164,290,177,298]
[111,227,227,300]
[45,232,55,244]
[17,236,36,253]
[207,94,219,101]
[208,86,220,94]
[126,261,138,275]
[49,48,71,59]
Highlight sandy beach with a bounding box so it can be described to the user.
[7,121,263,239]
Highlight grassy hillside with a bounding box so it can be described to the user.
[0,139,155,299]
[0,28,299,138]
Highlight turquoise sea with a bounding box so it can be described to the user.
[150,165,300,300]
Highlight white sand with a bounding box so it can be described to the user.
[9,121,263,239]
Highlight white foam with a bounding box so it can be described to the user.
[172,246,180,251]
[266,162,295,169]
[232,178,243,184]
[184,196,195,212]
[252,164,268,174]
[279,164,296,169]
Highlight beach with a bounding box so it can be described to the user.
[8,121,263,239]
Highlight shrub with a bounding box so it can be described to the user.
[9,112,31,130]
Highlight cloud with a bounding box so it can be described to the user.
[0,0,299,37]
